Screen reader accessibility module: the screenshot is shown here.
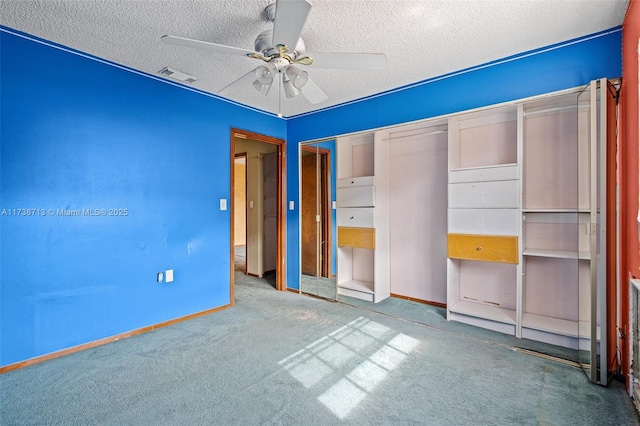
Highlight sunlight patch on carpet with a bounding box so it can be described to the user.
[278,316,421,419]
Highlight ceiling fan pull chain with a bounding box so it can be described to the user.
[278,75,283,118]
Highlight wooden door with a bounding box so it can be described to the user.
[319,154,331,278]
[301,153,320,276]
[234,155,247,247]
[263,152,278,273]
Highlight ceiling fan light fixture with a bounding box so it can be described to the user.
[255,64,275,84]
[252,79,272,95]
[285,66,308,90]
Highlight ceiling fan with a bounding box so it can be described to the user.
[161,0,387,109]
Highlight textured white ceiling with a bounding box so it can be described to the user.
[0,0,629,117]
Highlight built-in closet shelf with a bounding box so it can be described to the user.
[523,248,590,260]
[449,300,516,325]
[337,280,375,302]
[522,209,591,213]
[338,280,374,294]
[522,313,600,339]
[450,163,518,172]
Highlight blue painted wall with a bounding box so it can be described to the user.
[0,29,285,366]
[285,28,623,290]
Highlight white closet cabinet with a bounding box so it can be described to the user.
[446,105,521,335]
[336,133,390,302]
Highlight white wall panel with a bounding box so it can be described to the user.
[388,128,448,304]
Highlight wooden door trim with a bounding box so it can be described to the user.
[230,129,286,306]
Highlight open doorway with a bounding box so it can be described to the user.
[234,154,247,274]
[230,128,286,305]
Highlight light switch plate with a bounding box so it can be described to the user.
[220,199,227,211]
[289,201,294,210]
[166,269,174,283]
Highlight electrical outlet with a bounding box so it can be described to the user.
[157,272,164,283]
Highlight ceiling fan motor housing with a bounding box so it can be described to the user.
[254,30,305,60]
[271,57,291,72]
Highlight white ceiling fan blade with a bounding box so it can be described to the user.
[161,35,260,58]
[218,68,260,97]
[304,52,388,70]
[301,77,328,104]
[272,0,311,51]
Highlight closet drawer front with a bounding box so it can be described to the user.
[337,208,374,228]
[449,165,519,184]
[337,176,374,188]
[338,227,375,249]
[449,180,518,209]
[337,186,375,208]
[448,208,520,235]
[447,233,518,264]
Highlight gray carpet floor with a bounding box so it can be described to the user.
[1,271,638,425]
[295,269,580,362]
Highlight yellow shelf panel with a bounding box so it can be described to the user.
[338,227,375,249]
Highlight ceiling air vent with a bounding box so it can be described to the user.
[158,67,198,84]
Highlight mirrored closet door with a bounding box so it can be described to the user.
[576,78,617,385]
[300,141,337,300]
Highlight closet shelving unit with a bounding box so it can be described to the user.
[446,105,521,335]
[444,82,608,365]
[519,92,602,352]
[336,132,390,302]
